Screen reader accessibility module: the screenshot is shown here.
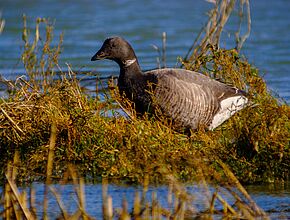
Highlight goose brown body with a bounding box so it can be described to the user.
[91,36,248,130]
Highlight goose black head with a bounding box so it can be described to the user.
[91,36,137,67]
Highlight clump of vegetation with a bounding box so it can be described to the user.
[182,0,289,183]
[184,46,290,183]
[0,1,289,185]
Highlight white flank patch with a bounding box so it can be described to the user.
[209,95,248,130]
[124,58,136,67]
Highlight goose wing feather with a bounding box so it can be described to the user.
[144,68,241,129]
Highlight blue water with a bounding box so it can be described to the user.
[0,0,290,102]
[9,182,289,219]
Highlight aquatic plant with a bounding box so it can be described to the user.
[2,162,269,219]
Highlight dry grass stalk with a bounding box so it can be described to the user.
[3,151,20,219]
[2,165,96,219]
[217,160,263,213]
[216,193,237,215]
[0,107,24,135]
[29,188,37,218]
[133,192,141,219]
[236,0,251,51]
[5,174,35,220]
[0,12,5,34]
[49,187,70,219]
[102,177,112,220]
[184,0,251,67]
[67,166,93,220]
[162,32,167,68]
[43,121,57,219]
[46,122,57,182]
[4,173,12,219]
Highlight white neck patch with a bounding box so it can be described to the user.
[123,58,136,67]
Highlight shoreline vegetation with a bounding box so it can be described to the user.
[0,0,289,219]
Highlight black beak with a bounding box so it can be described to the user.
[91,51,107,61]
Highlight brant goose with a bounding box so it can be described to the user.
[91,36,248,130]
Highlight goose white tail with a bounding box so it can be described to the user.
[209,95,248,130]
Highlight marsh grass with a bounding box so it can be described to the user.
[2,161,269,219]
[0,2,288,185]
[0,13,4,34]
[0,0,289,219]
